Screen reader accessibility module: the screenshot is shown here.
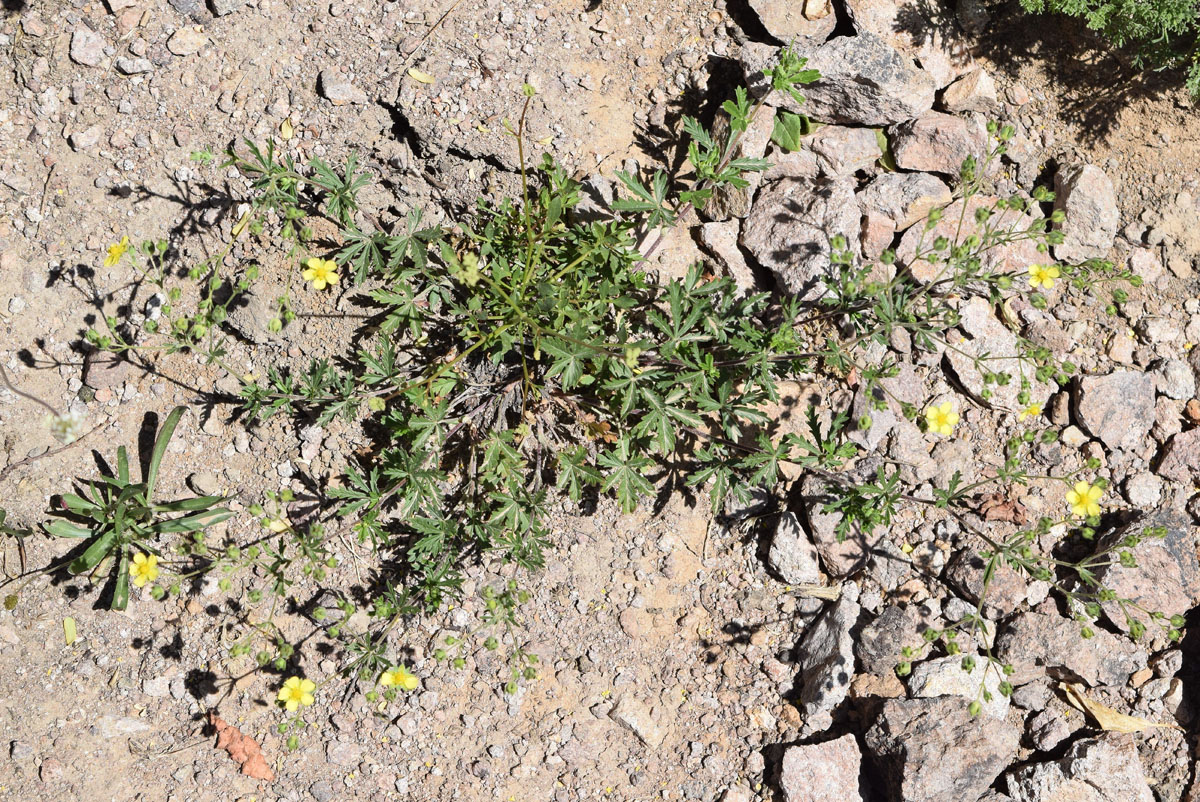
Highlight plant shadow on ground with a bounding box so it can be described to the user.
[894,0,1186,144]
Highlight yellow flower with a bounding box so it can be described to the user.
[302,257,340,290]
[924,401,959,436]
[277,676,316,711]
[1028,263,1060,290]
[130,552,159,587]
[1065,480,1103,518]
[266,517,290,533]
[379,665,419,692]
[1019,402,1043,421]
[104,236,130,267]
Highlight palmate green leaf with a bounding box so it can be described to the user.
[597,437,654,513]
[611,170,676,228]
[540,337,589,389]
[338,226,390,283]
[555,445,602,502]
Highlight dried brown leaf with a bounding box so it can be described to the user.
[1059,683,1182,733]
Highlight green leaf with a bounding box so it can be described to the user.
[111,549,130,611]
[771,111,812,152]
[146,406,186,500]
[44,519,93,539]
[597,438,654,513]
[875,128,898,171]
[68,529,118,575]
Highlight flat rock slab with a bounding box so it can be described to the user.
[995,611,1147,687]
[865,696,1019,802]
[780,734,865,802]
[1005,734,1154,802]
[1073,370,1155,452]
[780,33,935,125]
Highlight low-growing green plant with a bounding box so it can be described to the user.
[1019,0,1200,95]
[62,42,1181,719]
[42,406,232,610]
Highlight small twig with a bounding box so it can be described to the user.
[34,164,54,239]
[398,0,465,73]
[0,421,107,484]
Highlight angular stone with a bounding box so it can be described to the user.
[69,125,104,152]
[70,28,106,67]
[843,0,970,87]
[796,595,861,718]
[940,68,999,113]
[210,0,246,15]
[1157,427,1200,483]
[995,611,1146,687]
[1090,510,1199,637]
[807,125,883,178]
[942,297,1053,409]
[855,603,940,676]
[891,112,988,177]
[1005,734,1154,802]
[608,696,668,749]
[779,33,936,125]
[780,734,865,802]
[1053,164,1118,263]
[115,57,154,75]
[1073,370,1155,452]
[907,655,1009,718]
[1153,358,1196,400]
[865,697,1019,802]
[768,512,821,585]
[84,351,131,389]
[800,474,883,577]
[749,0,836,46]
[858,172,951,232]
[741,175,859,300]
[944,543,1027,620]
[167,27,208,56]
[698,221,756,296]
[319,68,368,105]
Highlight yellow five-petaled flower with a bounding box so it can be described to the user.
[302,257,340,290]
[104,236,130,268]
[1066,480,1103,518]
[130,552,159,587]
[277,676,316,711]
[1019,402,1043,421]
[924,401,959,436]
[379,665,420,691]
[1028,263,1060,290]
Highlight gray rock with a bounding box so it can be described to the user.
[69,125,104,152]
[897,195,1043,285]
[940,69,999,113]
[1089,510,1199,638]
[83,351,130,389]
[944,544,1027,620]
[740,175,859,300]
[698,222,756,296]
[1005,734,1153,802]
[1073,370,1155,451]
[780,33,936,125]
[94,716,152,739]
[1153,358,1196,400]
[855,603,940,676]
[1052,164,1119,262]
[1025,708,1074,752]
[115,57,154,75]
[70,28,106,67]
[890,112,988,177]
[995,611,1147,687]
[167,27,207,56]
[768,512,821,585]
[800,474,883,576]
[780,734,865,802]
[1123,473,1163,507]
[842,0,968,87]
[858,172,951,232]
[319,68,368,105]
[169,0,207,18]
[209,0,246,15]
[943,297,1052,409]
[1157,427,1200,483]
[748,0,836,46]
[796,595,861,718]
[608,696,668,748]
[907,656,1009,718]
[224,282,286,344]
[807,125,883,178]
[187,471,221,496]
[865,696,1019,802]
